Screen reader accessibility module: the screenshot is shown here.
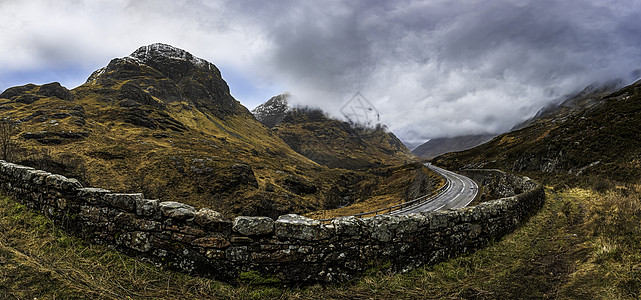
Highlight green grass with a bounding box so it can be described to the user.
[2,184,640,299]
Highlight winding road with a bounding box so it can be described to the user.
[390,164,478,215]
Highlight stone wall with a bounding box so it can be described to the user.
[0,160,545,283]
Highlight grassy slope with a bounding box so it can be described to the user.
[3,183,640,299]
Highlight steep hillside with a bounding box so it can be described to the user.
[412,134,496,159]
[253,94,415,169]
[0,44,432,218]
[512,81,622,131]
[435,79,641,185]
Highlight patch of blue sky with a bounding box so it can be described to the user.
[217,65,283,110]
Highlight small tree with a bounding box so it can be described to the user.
[0,118,17,161]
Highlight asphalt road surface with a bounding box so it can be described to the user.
[390,164,478,215]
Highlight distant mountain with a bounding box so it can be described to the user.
[412,134,496,159]
[434,79,641,186]
[251,93,290,128]
[252,93,415,169]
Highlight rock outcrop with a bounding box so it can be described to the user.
[251,93,290,128]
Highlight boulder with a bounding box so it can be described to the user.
[232,216,274,235]
[159,201,196,220]
[275,214,331,241]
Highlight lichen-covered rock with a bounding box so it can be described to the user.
[136,198,161,219]
[429,212,450,230]
[159,201,196,220]
[232,216,274,235]
[24,170,51,185]
[251,248,298,263]
[395,215,420,235]
[332,216,363,237]
[226,246,249,261]
[135,219,163,231]
[11,165,35,180]
[46,174,82,191]
[275,214,331,241]
[194,208,230,231]
[76,187,111,204]
[366,215,400,242]
[117,231,151,252]
[469,224,482,238]
[103,193,142,212]
[80,205,106,223]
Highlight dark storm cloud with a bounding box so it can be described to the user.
[1,0,640,147]
[225,0,641,146]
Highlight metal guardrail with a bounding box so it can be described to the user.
[318,176,452,222]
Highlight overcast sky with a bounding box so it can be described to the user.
[1,0,640,148]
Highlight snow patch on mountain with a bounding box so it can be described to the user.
[251,93,291,128]
[129,43,212,70]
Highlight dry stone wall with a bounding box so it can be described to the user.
[0,160,545,283]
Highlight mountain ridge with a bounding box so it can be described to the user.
[412,134,496,159]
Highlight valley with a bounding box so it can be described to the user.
[1,42,641,299]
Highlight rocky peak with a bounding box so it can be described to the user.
[125,43,220,84]
[129,43,213,72]
[85,43,242,118]
[252,93,291,128]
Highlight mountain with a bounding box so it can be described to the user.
[434,79,641,186]
[252,93,415,169]
[251,93,290,128]
[511,81,622,131]
[412,134,496,159]
[0,43,431,218]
